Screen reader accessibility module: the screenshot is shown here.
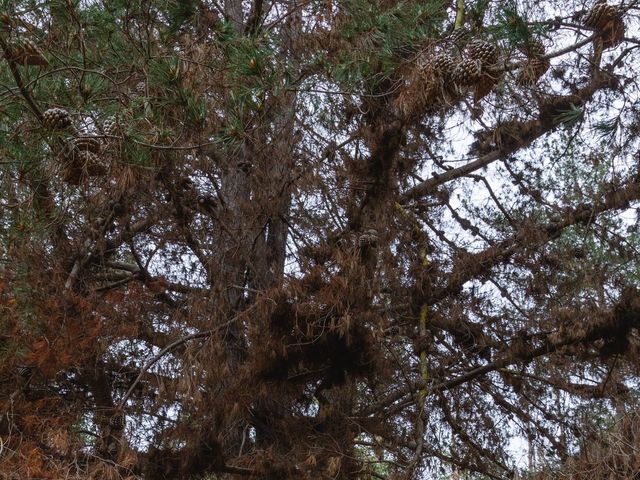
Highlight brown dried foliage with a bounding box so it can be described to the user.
[0,1,639,480]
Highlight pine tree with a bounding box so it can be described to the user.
[1,1,639,479]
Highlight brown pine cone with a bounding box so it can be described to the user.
[519,40,546,57]
[109,412,125,430]
[474,74,498,102]
[433,52,457,76]
[63,147,107,181]
[102,117,120,137]
[448,28,470,46]
[582,2,618,29]
[7,38,49,65]
[452,59,482,86]
[5,38,48,66]
[467,39,499,66]
[74,135,102,154]
[135,81,146,95]
[519,57,551,85]
[582,2,625,49]
[517,41,550,85]
[601,13,625,49]
[76,150,107,177]
[20,39,48,66]
[358,229,379,249]
[43,107,72,130]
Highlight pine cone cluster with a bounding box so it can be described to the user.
[43,107,72,130]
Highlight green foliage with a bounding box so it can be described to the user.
[149,55,183,88]
[223,33,275,81]
[179,87,208,128]
[592,116,619,140]
[332,0,447,88]
[493,1,546,45]
[553,103,584,128]
[121,136,153,167]
[494,3,529,43]
[165,0,197,37]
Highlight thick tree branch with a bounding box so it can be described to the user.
[402,73,618,202]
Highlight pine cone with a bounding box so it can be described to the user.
[582,2,618,29]
[109,413,125,430]
[42,107,72,130]
[474,74,497,102]
[16,365,34,378]
[75,150,106,177]
[433,52,457,76]
[74,135,102,154]
[519,57,550,86]
[517,41,550,85]
[531,57,550,77]
[448,28,470,46]
[102,117,120,137]
[583,2,625,49]
[602,20,624,49]
[63,147,106,180]
[452,59,482,86]
[5,38,47,66]
[467,40,499,66]
[519,40,545,57]
[358,229,379,249]
[529,41,546,56]
[130,81,146,99]
[20,39,48,66]
[135,82,146,95]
